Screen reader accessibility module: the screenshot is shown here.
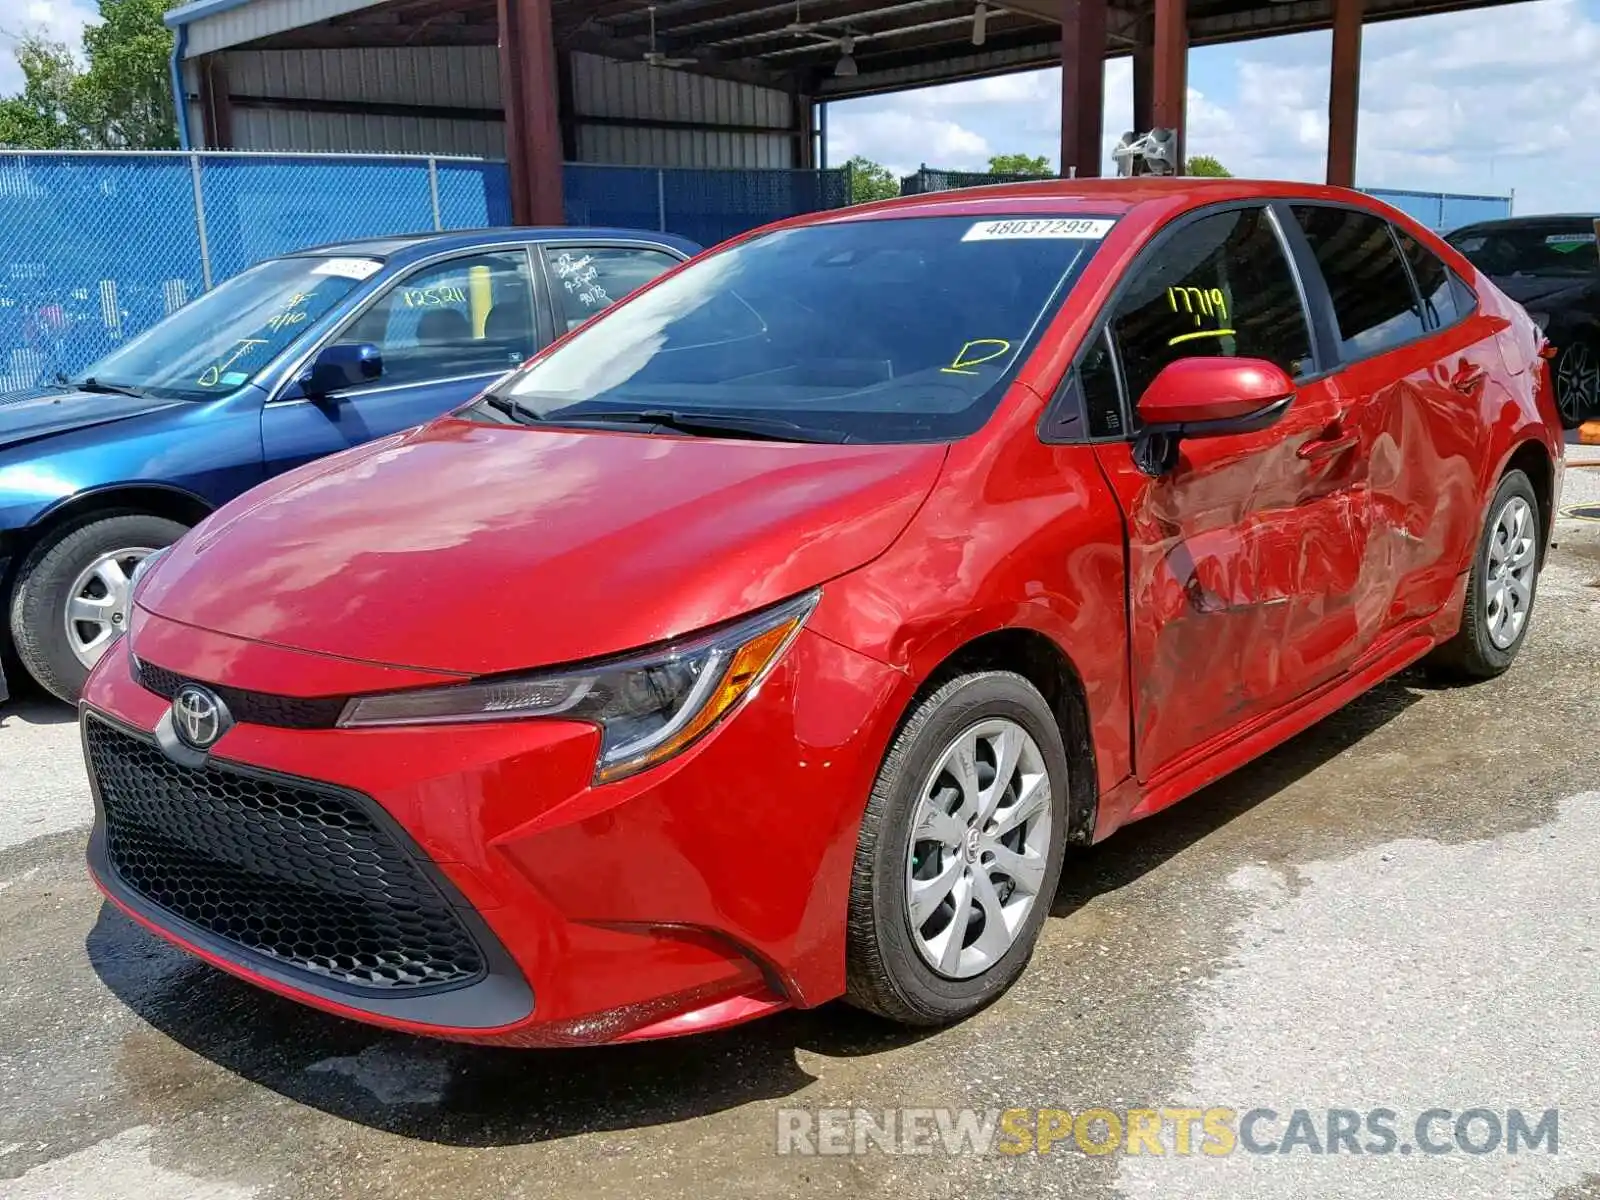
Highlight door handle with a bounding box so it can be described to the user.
[1297,431,1359,461]
[1451,365,1488,394]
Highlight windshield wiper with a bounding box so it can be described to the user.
[549,408,849,444]
[474,391,543,426]
[73,376,147,399]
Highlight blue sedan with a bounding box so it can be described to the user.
[0,226,698,702]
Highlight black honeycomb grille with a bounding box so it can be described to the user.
[87,718,484,992]
[133,658,345,730]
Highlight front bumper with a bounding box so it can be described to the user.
[82,609,903,1046]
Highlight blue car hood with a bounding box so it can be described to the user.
[0,389,186,452]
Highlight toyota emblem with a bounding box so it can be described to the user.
[171,684,231,750]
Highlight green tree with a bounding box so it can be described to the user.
[0,37,85,149]
[0,0,176,150]
[988,152,1051,176]
[1185,154,1232,177]
[845,155,900,203]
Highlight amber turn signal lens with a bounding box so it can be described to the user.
[594,616,805,783]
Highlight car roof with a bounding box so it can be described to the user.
[823,177,1376,217]
[766,177,1422,238]
[286,227,701,261]
[1447,214,1600,237]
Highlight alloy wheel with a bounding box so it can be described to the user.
[1484,496,1536,650]
[1555,343,1598,426]
[64,546,155,670]
[904,718,1054,980]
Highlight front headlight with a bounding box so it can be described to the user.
[1526,311,1551,334]
[338,590,820,783]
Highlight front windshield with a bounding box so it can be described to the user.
[1449,224,1599,279]
[76,255,382,399]
[498,214,1114,442]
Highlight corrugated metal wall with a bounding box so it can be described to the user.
[195,43,798,167]
[570,52,797,169]
[185,0,386,56]
[219,47,506,157]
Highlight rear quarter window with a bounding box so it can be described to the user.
[1293,205,1426,358]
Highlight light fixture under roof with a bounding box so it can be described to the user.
[972,2,989,46]
[834,36,858,76]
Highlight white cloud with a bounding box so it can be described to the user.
[828,106,993,179]
[0,0,100,96]
[826,0,1600,214]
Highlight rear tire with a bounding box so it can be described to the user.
[1425,469,1540,682]
[845,671,1070,1026]
[8,513,188,703]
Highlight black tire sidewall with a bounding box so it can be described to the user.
[855,672,1070,1022]
[8,513,189,702]
[1460,470,1540,674]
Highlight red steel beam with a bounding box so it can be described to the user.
[498,0,565,225]
[1151,0,1186,168]
[1059,0,1107,177]
[1326,0,1363,187]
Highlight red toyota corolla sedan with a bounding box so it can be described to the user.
[82,179,1563,1046]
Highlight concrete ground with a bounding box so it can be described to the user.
[3,449,1599,1200]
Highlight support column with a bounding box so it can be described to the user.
[1152,0,1187,170]
[1059,0,1107,178]
[497,0,565,225]
[1326,0,1363,188]
[1131,32,1154,134]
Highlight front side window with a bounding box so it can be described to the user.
[496,215,1113,443]
[544,245,681,332]
[1395,229,1459,329]
[1294,206,1425,357]
[71,255,379,400]
[1108,206,1312,410]
[341,251,535,388]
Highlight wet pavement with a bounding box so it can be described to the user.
[3,453,1599,1200]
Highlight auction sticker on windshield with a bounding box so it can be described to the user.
[311,258,383,280]
[962,218,1115,241]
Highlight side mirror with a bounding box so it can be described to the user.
[1132,356,1295,476]
[300,342,382,399]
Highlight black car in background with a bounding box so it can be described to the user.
[1447,215,1599,427]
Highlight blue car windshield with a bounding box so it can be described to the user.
[498,214,1114,443]
[76,255,382,400]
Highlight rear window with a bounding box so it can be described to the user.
[1449,223,1599,279]
[499,215,1113,443]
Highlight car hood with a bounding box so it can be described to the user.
[1487,275,1595,308]
[0,387,185,451]
[138,417,947,676]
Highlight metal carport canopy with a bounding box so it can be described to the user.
[164,0,1539,220]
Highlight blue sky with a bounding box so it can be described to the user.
[826,0,1600,214]
[6,0,1597,214]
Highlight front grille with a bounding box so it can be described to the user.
[86,717,484,992]
[133,657,346,730]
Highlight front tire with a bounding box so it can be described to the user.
[8,513,188,703]
[845,671,1070,1026]
[1425,469,1540,681]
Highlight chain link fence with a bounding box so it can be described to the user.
[0,151,849,398]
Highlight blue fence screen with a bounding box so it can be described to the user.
[0,151,849,392]
[1363,187,1513,233]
